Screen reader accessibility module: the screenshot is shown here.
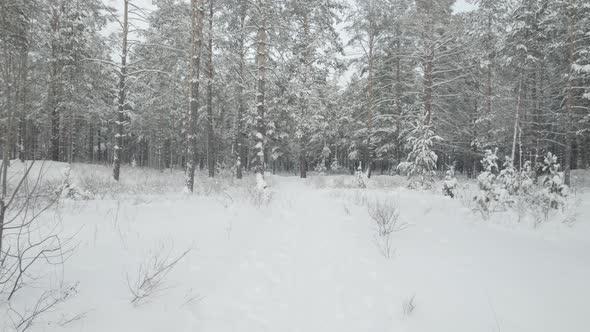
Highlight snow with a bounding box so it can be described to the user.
[573,64,590,73]
[453,0,478,14]
[2,162,590,331]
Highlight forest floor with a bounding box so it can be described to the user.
[2,162,590,332]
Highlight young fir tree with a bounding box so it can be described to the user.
[398,118,442,189]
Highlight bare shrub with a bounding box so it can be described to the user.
[1,161,74,330]
[181,288,204,308]
[8,283,79,332]
[343,204,351,215]
[58,308,94,327]
[75,165,187,199]
[77,172,119,199]
[457,183,477,211]
[367,199,407,236]
[367,198,407,259]
[310,176,327,189]
[560,195,580,226]
[351,190,367,206]
[332,176,346,189]
[374,234,395,259]
[245,186,273,207]
[126,246,191,306]
[402,294,416,317]
[197,177,228,196]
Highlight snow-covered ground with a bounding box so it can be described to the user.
[2,162,590,331]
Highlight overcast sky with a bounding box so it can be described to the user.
[454,0,478,13]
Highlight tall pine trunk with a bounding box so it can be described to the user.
[49,6,61,162]
[113,0,129,181]
[185,0,205,192]
[234,3,246,180]
[564,0,576,186]
[299,12,310,179]
[395,49,402,168]
[206,0,215,178]
[253,1,267,189]
[366,21,375,178]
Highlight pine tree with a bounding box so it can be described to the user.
[398,118,442,188]
[253,0,268,189]
[186,0,205,192]
[474,148,501,217]
[538,152,569,209]
[206,0,215,178]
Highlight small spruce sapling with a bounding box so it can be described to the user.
[497,156,518,195]
[330,157,341,172]
[397,120,441,189]
[518,161,534,195]
[442,164,458,198]
[536,152,569,209]
[474,148,503,216]
[356,162,367,188]
[315,146,331,175]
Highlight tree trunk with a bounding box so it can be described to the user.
[49,7,61,162]
[366,23,375,178]
[395,50,402,167]
[113,0,129,181]
[234,3,246,180]
[206,0,215,178]
[511,73,524,163]
[49,68,60,161]
[89,125,95,163]
[485,13,493,119]
[564,0,576,186]
[185,0,205,192]
[254,2,267,189]
[299,12,312,179]
[424,45,433,126]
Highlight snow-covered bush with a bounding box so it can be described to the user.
[531,152,569,218]
[398,120,441,189]
[518,161,535,195]
[311,146,331,175]
[497,157,518,195]
[541,152,569,201]
[246,184,273,207]
[60,180,94,200]
[472,150,571,225]
[330,157,342,173]
[314,162,327,175]
[59,166,94,200]
[442,165,458,198]
[474,148,505,218]
[355,163,367,188]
